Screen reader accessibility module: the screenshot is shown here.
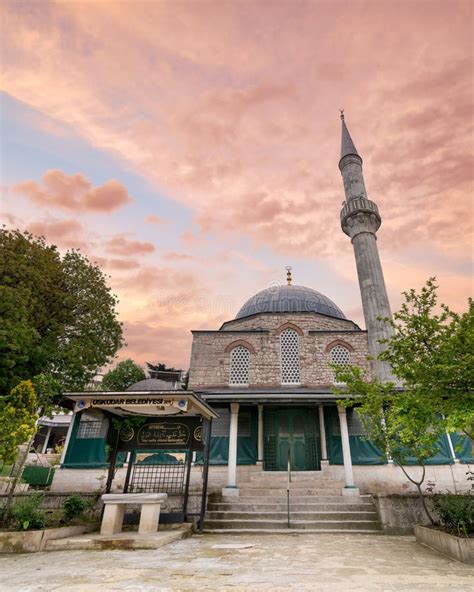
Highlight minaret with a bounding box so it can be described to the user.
[338,111,394,381]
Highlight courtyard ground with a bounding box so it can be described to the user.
[1,533,473,591]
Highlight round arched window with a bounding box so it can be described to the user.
[330,344,351,366]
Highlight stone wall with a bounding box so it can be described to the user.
[373,494,436,534]
[189,312,369,389]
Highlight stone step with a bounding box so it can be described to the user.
[242,481,345,489]
[208,502,375,512]
[217,495,368,503]
[238,488,342,497]
[203,529,384,535]
[206,511,380,521]
[204,519,382,531]
[249,472,331,481]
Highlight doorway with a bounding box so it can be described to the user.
[264,408,320,471]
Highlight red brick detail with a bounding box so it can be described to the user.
[224,339,256,354]
[274,322,304,336]
[325,339,355,353]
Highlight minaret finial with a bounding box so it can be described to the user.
[339,108,344,121]
[285,266,292,286]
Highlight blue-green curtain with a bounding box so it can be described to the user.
[325,406,454,466]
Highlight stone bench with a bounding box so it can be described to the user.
[100,493,168,536]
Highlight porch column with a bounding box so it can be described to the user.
[257,404,264,463]
[318,405,328,461]
[337,406,359,495]
[41,426,53,454]
[59,412,77,466]
[223,403,239,496]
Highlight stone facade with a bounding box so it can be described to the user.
[188,312,370,389]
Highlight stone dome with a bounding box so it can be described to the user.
[235,284,346,320]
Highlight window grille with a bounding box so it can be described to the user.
[229,345,250,386]
[127,451,187,494]
[211,408,230,437]
[333,409,366,436]
[331,344,351,366]
[280,328,300,385]
[238,413,251,437]
[76,420,102,439]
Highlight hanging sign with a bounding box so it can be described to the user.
[113,417,204,451]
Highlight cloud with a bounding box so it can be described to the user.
[105,234,155,256]
[26,217,88,249]
[2,1,473,364]
[145,214,164,226]
[13,170,133,213]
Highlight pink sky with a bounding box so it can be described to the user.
[1,0,473,369]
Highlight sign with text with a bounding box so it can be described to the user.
[112,417,204,451]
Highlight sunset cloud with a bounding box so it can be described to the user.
[1,1,472,367]
[145,214,164,226]
[13,170,133,213]
[105,235,155,256]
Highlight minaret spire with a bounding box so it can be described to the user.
[338,114,395,382]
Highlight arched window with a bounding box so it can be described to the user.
[280,328,300,385]
[229,345,250,386]
[331,344,351,366]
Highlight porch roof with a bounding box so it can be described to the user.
[61,390,219,420]
[196,387,350,404]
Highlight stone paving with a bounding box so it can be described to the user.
[1,533,473,591]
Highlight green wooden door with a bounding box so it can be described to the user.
[266,409,318,471]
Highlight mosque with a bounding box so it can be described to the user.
[51,117,470,531]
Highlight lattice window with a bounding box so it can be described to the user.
[229,345,250,386]
[280,328,300,385]
[211,408,230,437]
[76,420,102,439]
[332,409,366,436]
[238,413,251,437]
[331,344,351,366]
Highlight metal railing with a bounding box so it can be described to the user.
[287,448,292,528]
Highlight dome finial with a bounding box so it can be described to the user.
[340,108,344,121]
[285,266,292,286]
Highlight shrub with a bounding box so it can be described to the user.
[433,493,474,538]
[63,494,87,523]
[11,492,47,531]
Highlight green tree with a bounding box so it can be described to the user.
[334,279,473,524]
[0,380,38,519]
[334,366,442,524]
[146,362,180,373]
[0,228,124,395]
[101,359,146,391]
[0,380,38,465]
[379,278,473,439]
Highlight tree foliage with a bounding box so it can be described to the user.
[378,278,473,439]
[146,361,180,373]
[0,228,124,396]
[0,380,38,465]
[101,359,146,391]
[334,279,473,524]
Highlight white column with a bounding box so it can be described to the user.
[338,406,359,495]
[318,405,328,461]
[223,403,239,496]
[446,431,460,463]
[257,404,264,463]
[41,426,53,454]
[59,412,76,466]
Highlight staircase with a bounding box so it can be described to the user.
[204,471,382,534]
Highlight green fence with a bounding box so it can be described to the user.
[22,466,56,487]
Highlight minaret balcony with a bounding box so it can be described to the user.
[340,197,381,238]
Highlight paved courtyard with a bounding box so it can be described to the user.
[1,533,473,592]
